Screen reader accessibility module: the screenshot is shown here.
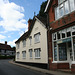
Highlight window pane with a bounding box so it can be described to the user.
[23,40,26,47]
[22,51,26,58]
[59,43,67,61]
[57,31,61,39]
[64,0,69,14]
[69,0,75,12]
[66,28,71,37]
[72,26,75,36]
[29,50,32,58]
[34,34,40,43]
[35,49,40,58]
[53,33,56,40]
[54,42,57,61]
[73,37,75,60]
[62,29,66,38]
[17,52,19,58]
[59,4,64,17]
[55,7,60,20]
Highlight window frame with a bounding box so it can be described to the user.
[23,40,26,47]
[34,32,40,44]
[22,51,26,59]
[29,36,32,45]
[17,52,20,59]
[55,0,75,20]
[34,48,41,59]
[29,49,33,58]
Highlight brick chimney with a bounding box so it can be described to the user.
[5,41,7,45]
[28,19,33,30]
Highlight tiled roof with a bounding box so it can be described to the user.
[0,43,12,50]
[15,16,47,43]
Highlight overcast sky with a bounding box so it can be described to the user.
[0,0,46,47]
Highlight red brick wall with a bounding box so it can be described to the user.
[50,63,69,70]
[50,11,75,30]
[47,0,75,70]
[48,0,58,23]
[71,64,75,72]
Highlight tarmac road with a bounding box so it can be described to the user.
[0,60,52,75]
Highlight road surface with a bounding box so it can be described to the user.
[0,60,51,75]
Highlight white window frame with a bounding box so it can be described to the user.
[29,36,32,45]
[23,40,26,47]
[29,49,33,58]
[34,33,40,44]
[52,26,75,62]
[55,0,75,20]
[22,51,26,59]
[17,52,20,59]
[34,48,41,58]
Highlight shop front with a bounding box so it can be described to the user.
[52,26,75,69]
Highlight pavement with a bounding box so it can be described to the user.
[9,60,75,75]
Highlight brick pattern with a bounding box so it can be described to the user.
[71,64,75,72]
[47,0,75,71]
[49,63,69,70]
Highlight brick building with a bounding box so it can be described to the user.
[45,0,75,72]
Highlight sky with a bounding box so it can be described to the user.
[0,0,46,47]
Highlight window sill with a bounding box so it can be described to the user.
[52,61,69,63]
[23,57,26,59]
[35,57,41,59]
[30,57,33,59]
[34,42,40,44]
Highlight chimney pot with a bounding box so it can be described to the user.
[5,41,7,45]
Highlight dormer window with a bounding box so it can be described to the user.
[55,0,75,20]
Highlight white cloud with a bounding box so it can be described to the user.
[0,34,6,39]
[8,39,17,47]
[19,31,24,37]
[0,0,28,31]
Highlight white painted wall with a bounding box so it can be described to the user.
[16,20,48,64]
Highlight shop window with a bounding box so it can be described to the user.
[54,42,57,61]
[61,29,66,38]
[73,37,75,60]
[59,43,67,61]
[53,33,57,40]
[57,31,61,39]
[66,28,71,37]
[72,26,75,36]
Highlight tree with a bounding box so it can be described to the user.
[38,1,48,18]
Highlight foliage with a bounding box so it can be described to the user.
[38,1,48,18]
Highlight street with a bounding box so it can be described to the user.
[0,60,51,75]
